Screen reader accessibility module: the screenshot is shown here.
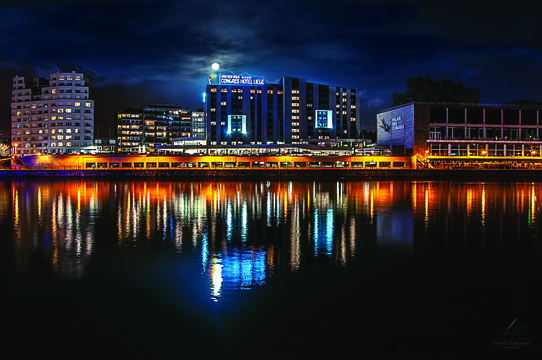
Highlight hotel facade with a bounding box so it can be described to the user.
[11,71,95,155]
[204,75,362,146]
[377,101,542,160]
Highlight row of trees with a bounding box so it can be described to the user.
[0,144,10,157]
[391,76,482,106]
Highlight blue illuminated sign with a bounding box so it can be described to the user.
[219,74,265,86]
[315,110,333,129]
[227,115,247,135]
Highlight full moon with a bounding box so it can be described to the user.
[211,63,220,71]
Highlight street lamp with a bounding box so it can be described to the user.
[12,143,18,156]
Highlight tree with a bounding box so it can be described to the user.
[391,76,482,106]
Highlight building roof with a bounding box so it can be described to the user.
[378,101,542,114]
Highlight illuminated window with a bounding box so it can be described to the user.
[52,89,56,94]
[75,102,80,106]
[85,102,91,107]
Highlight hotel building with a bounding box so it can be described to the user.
[11,71,95,154]
[116,104,193,153]
[377,101,542,159]
[204,75,362,146]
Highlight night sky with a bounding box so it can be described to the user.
[1,0,541,137]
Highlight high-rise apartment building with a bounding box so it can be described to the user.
[11,71,95,155]
[204,75,362,146]
[116,104,193,153]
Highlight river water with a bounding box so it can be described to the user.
[0,179,541,359]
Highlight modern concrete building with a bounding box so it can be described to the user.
[116,108,144,153]
[377,101,542,158]
[11,71,95,154]
[204,74,362,146]
[116,104,194,153]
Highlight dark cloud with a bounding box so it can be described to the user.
[1,0,542,136]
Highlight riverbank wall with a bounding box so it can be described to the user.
[2,168,542,181]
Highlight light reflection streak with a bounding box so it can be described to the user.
[481,184,486,226]
[531,183,536,226]
[424,185,429,228]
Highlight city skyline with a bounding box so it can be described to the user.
[1,0,541,137]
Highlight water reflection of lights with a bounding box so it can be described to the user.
[5,180,418,297]
[10,181,98,278]
[314,206,334,256]
[206,248,267,302]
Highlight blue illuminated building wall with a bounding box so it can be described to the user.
[204,75,362,145]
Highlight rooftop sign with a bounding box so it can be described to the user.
[219,74,265,86]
